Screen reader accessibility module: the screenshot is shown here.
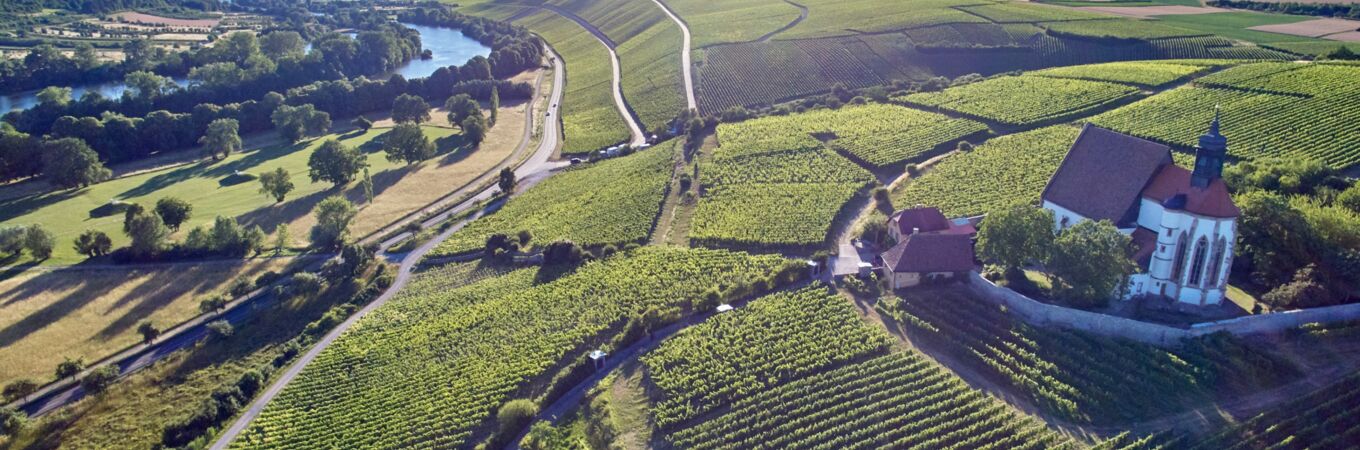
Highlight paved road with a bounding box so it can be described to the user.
[651,0,696,112]
[536,5,647,147]
[208,46,568,450]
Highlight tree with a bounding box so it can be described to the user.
[42,138,111,189]
[273,223,290,255]
[352,116,373,132]
[496,399,538,444]
[383,122,435,165]
[272,104,331,143]
[125,209,169,258]
[2,379,38,403]
[444,94,480,127]
[1046,220,1134,307]
[55,357,85,380]
[1261,265,1332,309]
[260,31,305,59]
[392,94,431,124]
[308,139,367,187]
[489,85,499,126]
[498,167,516,194]
[1338,183,1360,214]
[36,86,71,107]
[125,71,175,100]
[1323,45,1359,61]
[461,114,488,146]
[80,365,120,395]
[155,197,193,231]
[0,406,24,437]
[199,118,241,160]
[977,206,1055,272]
[543,240,585,266]
[23,225,54,260]
[311,196,358,248]
[0,227,23,256]
[362,168,375,204]
[1235,191,1322,286]
[199,294,229,315]
[137,321,161,344]
[74,230,112,258]
[258,167,294,202]
[207,320,234,340]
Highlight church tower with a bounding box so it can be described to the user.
[1192,108,1228,188]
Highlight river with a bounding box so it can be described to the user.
[0,22,489,113]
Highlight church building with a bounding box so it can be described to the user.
[1041,116,1239,306]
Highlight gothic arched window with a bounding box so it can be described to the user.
[1188,237,1209,287]
[1206,237,1227,287]
[1171,232,1190,283]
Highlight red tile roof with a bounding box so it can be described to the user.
[1130,227,1158,271]
[890,207,951,235]
[1042,124,1174,227]
[1141,165,1240,218]
[880,233,976,273]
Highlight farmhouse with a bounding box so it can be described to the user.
[878,206,977,288]
[1042,117,1238,306]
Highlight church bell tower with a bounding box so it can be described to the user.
[1192,108,1228,188]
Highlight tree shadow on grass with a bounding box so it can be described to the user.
[0,188,81,223]
[117,141,308,200]
[0,268,118,349]
[233,166,409,236]
[92,260,281,340]
[434,136,476,168]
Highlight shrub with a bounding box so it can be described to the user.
[80,365,120,395]
[494,399,538,446]
[207,320,234,340]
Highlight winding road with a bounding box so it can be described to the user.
[208,46,568,450]
[534,5,647,147]
[651,0,697,112]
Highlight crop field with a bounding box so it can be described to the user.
[642,287,892,428]
[1188,370,1360,449]
[0,127,452,265]
[779,0,989,40]
[0,258,298,385]
[715,103,987,167]
[959,2,1115,23]
[666,0,801,47]
[883,289,1296,424]
[430,145,673,256]
[666,353,1075,450]
[898,75,1140,126]
[1031,60,1216,87]
[504,7,629,154]
[1040,19,1206,40]
[892,125,1079,217]
[228,247,789,450]
[1090,63,1360,167]
[691,182,863,250]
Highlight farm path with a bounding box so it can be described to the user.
[756,0,809,43]
[531,4,648,147]
[208,45,569,450]
[652,0,697,112]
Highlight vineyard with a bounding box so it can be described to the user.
[1040,19,1205,40]
[959,2,1113,23]
[1187,370,1360,450]
[504,7,629,154]
[1089,63,1360,167]
[892,126,1079,217]
[690,182,864,250]
[228,247,789,450]
[778,0,988,40]
[897,75,1140,126]
[881,289,1297,424]
[665,0,802,47]
[714,103,987,168]
[1032,60,1216,88]
[665,352,1076,450]
[429,145,673,257]
[641,286,892,429]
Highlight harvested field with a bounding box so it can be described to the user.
[1077,5,1228,17]
[1249,18,1360,38]
[0,257,300,385]
[111,11,221,28]
[1327,31,1360,41]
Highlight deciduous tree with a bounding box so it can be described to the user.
[22,225,53,260]
[977,206,1055,272]
[311,196,357,248]
[308,139,367,187]
[155,197,193,231]
[137,321,161,344]
[42,138,110,189]
[74,230,112,258]
[392,94,431,124]
[383,122,434,165]
[1046,220,1133,307]
[199,118,241,160]
[258,167,294,202]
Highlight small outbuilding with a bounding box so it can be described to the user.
[878,233,976,288]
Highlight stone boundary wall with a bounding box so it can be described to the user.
[965,272,1360,347]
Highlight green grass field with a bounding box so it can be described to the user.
[0,126,458,266]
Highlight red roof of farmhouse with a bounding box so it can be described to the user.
[891,207,951,234]
[880,233,976,273]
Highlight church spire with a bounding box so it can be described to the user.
[1192,106,1227,188]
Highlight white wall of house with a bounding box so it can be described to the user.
[1042,200,1085,232]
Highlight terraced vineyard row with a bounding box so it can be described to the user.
[666,352,1075,450]
[691,182,864,250]
[229,247,790,449]
[1188,371,1360,450]
[1040,19,1205,40]
[892,125,1079,217]
[1032,60,1215,88]
[715,103,987,167]
[1090,63,1360,167]
[430,144,673,256]
[898,75,1139,126]
[959,2,1112,23]
[884,289,1295,424]
[779,0,989,40]
[643,286,892,428]
[665,0,803,48]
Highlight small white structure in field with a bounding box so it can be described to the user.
[716,304,734,313]
[589,349,608,370]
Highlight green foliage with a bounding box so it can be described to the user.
[258,167,294,203]
[382,123,436,165]
[0,405,24,437]
[124,208,169,257]
[80,365,120,396]
[1039,19,1202,40]
[1047,220,1134,307]
[200,118,242,160]
[308,139,367,187]
[137,321,161,344]
[22,224,54,260]
[228,247,786,450]
[1032,60,1211,87]
[42,137,111,189]
[444,94,482,129]
[893,126,1079,217]
[310,196,358,249]
[392,94,432,124]
[1188,370,1360,450]
[643,286,892,428]
[154,197,193,231]
[977,206,1055,270]
[691,183,862,250]
[431,146,672,256]
[899,76,1138,126]
[494,399,539,446]
[207,320,235,340]
[183,216,266,257]
[271,104,332,143]
[55,357,84,380]
[1223,157,1345,197]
